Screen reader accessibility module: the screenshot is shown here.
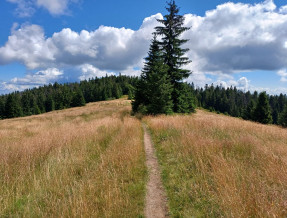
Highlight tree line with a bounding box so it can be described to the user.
[0,75,137,119]
[0,73,287,127]
[192,84,287,127]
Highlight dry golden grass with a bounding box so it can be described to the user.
[0,99,146,217]
[144,110,287,217]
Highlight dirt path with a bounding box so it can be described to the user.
[143,124,169,218]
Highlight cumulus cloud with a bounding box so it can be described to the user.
[79,64,114,81]
[36,0,70,15]
[6,0,35,17]
[249,86,287,95]
[237,77,250,91]
[212,77,250,91]
[279,5,287,14]
[10,68,63,85]
[3,1,287,76]
[6,0,78,16]
[0,24,55,69]
[0,13,162,72]
[0,68,63,93]
[0,13,162,92]
[208,76,287,95]
[183,0,287,75]
[277,69,287,82]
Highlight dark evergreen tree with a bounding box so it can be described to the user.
[21,92,33,116]
[45,95,55,112]
[278,93,285,112]
[71,89,86,107]
[176,83,195,113]
[127,84,135,100]
[272,108,279,124]
[253,92,273,124]
[101,87,108,101]
[0,98,4,119]
[243,100,255,120]
[156,0,192,112]
[37,93,46,113]
[279,105,287,127]
[112,84,122,99]
[145,73,173,115]
[5,93,23,118]
[30,96,41,115]
[133,34,173,114]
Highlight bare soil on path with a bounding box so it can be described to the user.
[143,124,169,218]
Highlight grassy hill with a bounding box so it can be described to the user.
[144,110,287,217]
[1,98,287,217]
[0,99,146,217]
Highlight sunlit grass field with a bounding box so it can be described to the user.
[144,110,287,217]
[2,97,287,217]
[0,99,146,217]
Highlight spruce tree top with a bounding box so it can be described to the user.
[254,92,273,124]
[142,33,163,78]
[156,0,191,83]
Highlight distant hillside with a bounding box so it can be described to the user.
[1,74,287,127]
[193,84,287,126]
[0,75,138,119]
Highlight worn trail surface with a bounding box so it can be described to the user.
[143,124,169,218]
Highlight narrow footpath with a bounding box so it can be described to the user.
[143,124,169,218]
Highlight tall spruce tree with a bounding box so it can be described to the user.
[253,92,273,124]
[132,34,173,114]
[0,98,4,119]
[71,88,86,107]
[156,0,192,112]
[5,93,23,118]
[279,105,287,127]
[243,99,255,120]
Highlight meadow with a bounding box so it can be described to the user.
[144,110,287,217]
[0,99,146,217]
[1,97,287,217]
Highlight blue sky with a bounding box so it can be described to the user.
[0,0,287,94]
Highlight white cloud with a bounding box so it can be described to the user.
[212,77,250,91]
[249,86,287,95]
[6,0,35,17]
[186,71,212,88]
[3,1,287,76]
[0,13,162,72]
[279,5,287,14]
[79,64,114,81]
[237,77,250,91]
[36,0,69,15]
[277,69,287,82]
[0,24,54,69]
[206,75,287,95]
[0,68,63,93]
[10,68,63,85]
[183,0,287,74]
[6,0,78,16]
